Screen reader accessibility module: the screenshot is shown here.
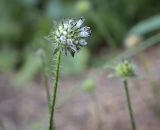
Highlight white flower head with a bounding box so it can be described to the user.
[46,17,91,57]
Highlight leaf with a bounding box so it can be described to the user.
[128,15,160,35]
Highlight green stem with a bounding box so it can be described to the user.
[41,54,51,111]
[0,118,4,130]
[91,92,103,130]
[49,49,62,130]
[123,80,136,130]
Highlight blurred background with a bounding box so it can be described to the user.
[0,0,160,130]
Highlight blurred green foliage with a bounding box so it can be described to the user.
[128,15,160,36]
[0,0,160,84]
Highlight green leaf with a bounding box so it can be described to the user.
[128,15,160,35]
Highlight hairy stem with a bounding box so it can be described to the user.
[123,80,136,130]
[49,49,62,130]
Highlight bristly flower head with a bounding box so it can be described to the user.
[46,17,91,57]
[108,59,137,80]
[115,60,136,79]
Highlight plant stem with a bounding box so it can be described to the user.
[0,118,4,130]
[123,80,136,130]
[91,92,103,130]
[49,49,62,130]
[41,54,51,111]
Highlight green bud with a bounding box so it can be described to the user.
[76,0,91,14]
[82,79,95,93]
[115,60,136,78]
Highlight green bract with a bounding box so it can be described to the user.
[46,17,91,57]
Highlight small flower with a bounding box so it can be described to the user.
[46,17,91,57]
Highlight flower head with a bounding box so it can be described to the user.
[46,17,91,57]
[115,60,136,79]
[108,59,137,80]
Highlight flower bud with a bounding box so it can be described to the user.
[82,79,95,93]
[76,0,91,14]
[124,34,142,48]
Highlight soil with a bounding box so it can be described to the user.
[0,45,160,130]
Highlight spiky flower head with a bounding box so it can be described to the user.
[115,60,136,79]
[46,17,91,57]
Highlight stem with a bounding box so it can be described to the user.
[49,49,62,130]
[90,92,103,130]
[123,80,136,130]
[41,54,51,111]
[0,119,4,130]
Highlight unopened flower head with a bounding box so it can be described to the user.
[82,79,95,93]
[76,0,91,14]
[46,17,91,57]
[115,60,136,79]
[124,34,142,49]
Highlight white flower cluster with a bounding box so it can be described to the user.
[47,17,91,57]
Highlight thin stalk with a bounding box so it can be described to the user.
[0,119,4,130]
[90,92,103,130]
[49,49,62,130]
[123,80,136,130]
[41,54,51,111]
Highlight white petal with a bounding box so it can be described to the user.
[79,31,91,37]
[67,39,73,45]
[63,22,68,29]
[63,31,67,35]
[56,30,60,37]
[76,17,85,28]
[59,25,63,31]
[68,19,75,28]
[75,40,79,44]
[79,39,87,46]
[79,26,90,32]
[60,35,66,42]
